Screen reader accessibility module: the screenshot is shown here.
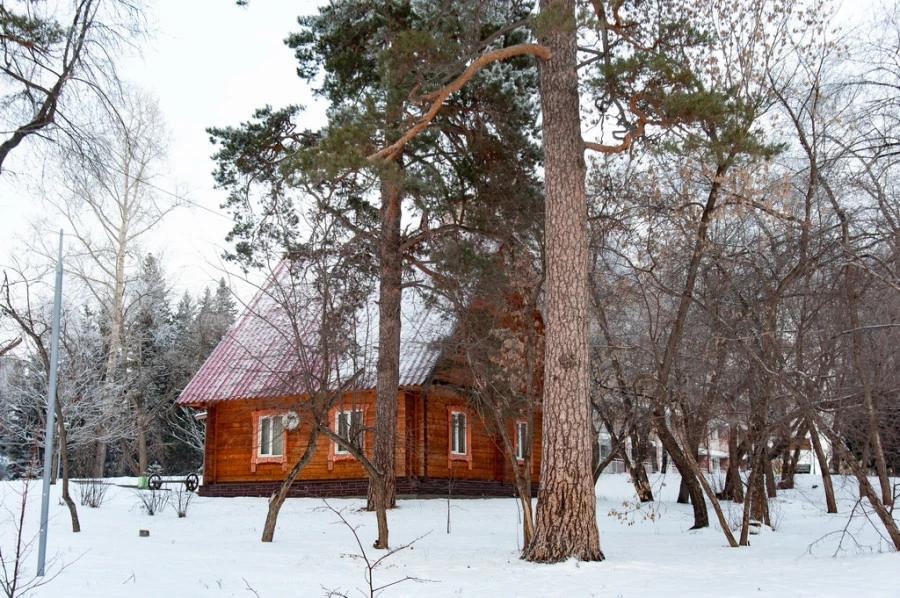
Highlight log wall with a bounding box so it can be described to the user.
[200,385,541,493]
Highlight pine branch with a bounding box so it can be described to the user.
[369,44,550,163]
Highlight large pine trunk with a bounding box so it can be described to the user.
[367,176,402,548]
[522,0,602,563]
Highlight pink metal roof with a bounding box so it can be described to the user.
[177,264,452,406]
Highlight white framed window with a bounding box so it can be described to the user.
[334,409,364,455]
[258,414,284,457]
[446,406,473,470]
[251,410,288,472]
[515,421,528,461]
[450,411,467,455]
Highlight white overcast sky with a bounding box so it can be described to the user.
[0,0,877,302]
[0,0,325,299]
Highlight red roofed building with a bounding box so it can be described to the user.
[177,264,542,498]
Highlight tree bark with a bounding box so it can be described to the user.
[118,438,140,477]
[367,175,403,522]
[779,440,801,490]
[629,431,654,502]
[523,0,602,563]
[749,448,770,527]
[764,457,777,499]
[138,421,149,476]
[677,476,691,504]
[721,427,744,503]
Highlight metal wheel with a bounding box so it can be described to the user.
[185,473,199,492]
[148,473,163,490]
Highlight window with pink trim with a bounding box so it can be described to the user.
[327,406,367,470]
[251,410,287,472]
[447,407,473,469]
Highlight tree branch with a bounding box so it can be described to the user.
[368,44,550,163]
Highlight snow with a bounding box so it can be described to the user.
[2,474,898,597]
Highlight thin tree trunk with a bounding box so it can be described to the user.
[138,424,149,476]
[721,427,744,503]
[494,413,535,548]
[749,448,770,527]
[507,445,535,548]
[262,427,319,542]
[677,427,738,547]
[739,460,761,546]
[654,414,709,528]
[592,434,625,482]
[93,216,129,478]
[779,441,801,490]
[92,440,108,478]
[370,474,390,549]
[764,457,777,499]
[650,159,726,525]
[629,439,654,502]
[677,476,691,504]
[808,421,836,513]
[118,438,140,477]
[523,0,602,563]
[56,406,80,533]
[830,184,892,507]
[50,437,59,485]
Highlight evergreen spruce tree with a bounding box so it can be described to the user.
[120,254,174,476]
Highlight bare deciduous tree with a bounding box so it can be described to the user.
[0,0,148,173]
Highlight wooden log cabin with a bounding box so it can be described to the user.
[177,264,541,498]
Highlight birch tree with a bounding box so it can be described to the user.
[43,88,179,476]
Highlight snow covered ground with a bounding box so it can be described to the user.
[2,473,898,597]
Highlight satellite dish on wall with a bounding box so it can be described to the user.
[282,411,300,430]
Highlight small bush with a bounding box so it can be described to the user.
[168,486,195,518]
[135,488,167,516]
[75,478,110,508]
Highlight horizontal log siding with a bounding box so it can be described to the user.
[422,389,534,483]
[424,386,542,485]
[209,391,410,483]
[199,386,541,489]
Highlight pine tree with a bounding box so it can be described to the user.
[211,0,542,550]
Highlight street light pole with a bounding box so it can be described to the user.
[37,229,64,577]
